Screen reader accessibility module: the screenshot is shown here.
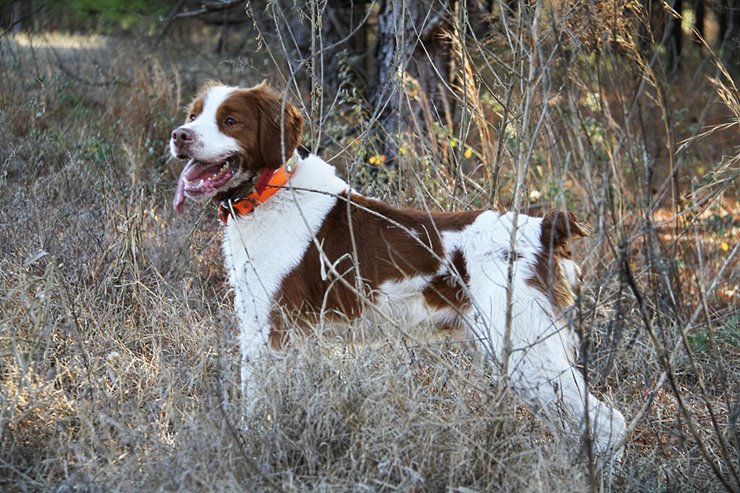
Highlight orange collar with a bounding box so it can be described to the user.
[217,159,298,224]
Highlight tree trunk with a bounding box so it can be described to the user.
[323,0,370,94]
[694,0,704,44]
[719,0,740,77]
[372,0,403,167]
[12,0,23,33]
[248,1,370,146]
[372,0,456,167]
[665,0,682,71]
[718,0,729,43]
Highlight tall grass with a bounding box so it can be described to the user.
[1,1,738,491]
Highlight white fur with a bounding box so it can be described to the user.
[436,212,625,453]
[375,277,434,327]
[171,85,242,163]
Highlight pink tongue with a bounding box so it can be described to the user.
[173,175,186,213]
[173,160,198,213]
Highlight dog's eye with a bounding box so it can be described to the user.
[189,114,196,121]
[224,117,236,126]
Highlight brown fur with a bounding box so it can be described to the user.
[269,193,482,345]
[422,249,472,311]
[529,210,588,308]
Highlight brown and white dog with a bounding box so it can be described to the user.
[170,82,626,457]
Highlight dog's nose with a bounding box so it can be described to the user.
[172,127,194,145]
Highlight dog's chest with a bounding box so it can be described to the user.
[222,191,339,329]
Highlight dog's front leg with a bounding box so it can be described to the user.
[228,260,277,415]
[238,321,272,415]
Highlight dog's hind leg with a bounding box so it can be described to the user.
[506,340,627,458]
[465,288,626,459]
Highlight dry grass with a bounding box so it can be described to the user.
[1,3,738,491]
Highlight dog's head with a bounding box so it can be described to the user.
[531,210,589,309]
[170,82,304,213]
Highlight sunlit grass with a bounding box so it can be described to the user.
[10,32,108,49]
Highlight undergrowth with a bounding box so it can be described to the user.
[1,3,738,491]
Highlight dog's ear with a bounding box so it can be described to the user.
[540,210,588,249]
[252,84,304,169]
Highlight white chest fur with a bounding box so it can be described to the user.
[222,155,348,345]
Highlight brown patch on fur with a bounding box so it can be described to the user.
[423,249,472,311]
[529,210,588,308]
[540,210,589,246]
[185,80,222,121]
[273,193,482,325]
[217,83,304,173]
[188,99,204,120]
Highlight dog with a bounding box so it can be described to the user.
[170,81,626,457]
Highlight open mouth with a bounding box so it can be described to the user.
[173,156,239,213]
